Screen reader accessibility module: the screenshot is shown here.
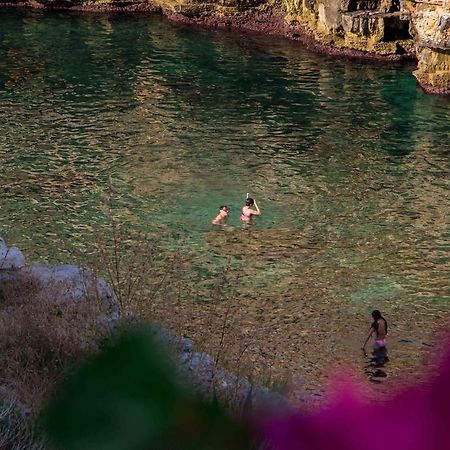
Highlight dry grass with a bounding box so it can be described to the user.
[0,267,115,447]
[0,271,110,412]
[0,383,46,450]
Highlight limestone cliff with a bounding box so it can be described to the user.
[283,0,450,93]
[2,0,450,93]
[405,0,450,93]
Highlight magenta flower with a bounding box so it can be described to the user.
[261,348,450,450]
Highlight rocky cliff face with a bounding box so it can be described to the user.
[2,0,450,93]
[147,0,450,92]
[154,0,450,93]
[283,0,450,93]
[284,0,414,57]
[406,0,450,93]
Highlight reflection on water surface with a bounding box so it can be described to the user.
[0,9,449,397]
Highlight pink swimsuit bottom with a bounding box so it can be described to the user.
[375,339,387,347]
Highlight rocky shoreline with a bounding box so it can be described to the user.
[0,0,415,61]
[0,237,287,417]
[3,0,450,94]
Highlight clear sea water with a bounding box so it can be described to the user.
[1,8,449,391]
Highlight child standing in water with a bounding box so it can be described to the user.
[362,310,388,366]
[240,195,261,222]
[362,310,388,350]
[212,206,230,225]
[362,309,387,351]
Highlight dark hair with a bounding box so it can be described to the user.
[219,205,229,212]
[245,198,254,206]
[371,310,381,320]
[371,310,387,334]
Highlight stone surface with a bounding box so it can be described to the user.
[150,329,288,411]
[0,237,120,324]
[0,238,25,270]
[406,0,450,93]
[177,337,288,411]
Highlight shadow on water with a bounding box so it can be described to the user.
[363,346,389,384]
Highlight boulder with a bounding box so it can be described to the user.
[151,329,287,412]
[407,0,450,93]
[177,337,288,412]
[0,238,25,270]
[0,237,120,326]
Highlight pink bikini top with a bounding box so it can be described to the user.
[241,208,252,218]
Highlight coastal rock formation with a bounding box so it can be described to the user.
[148,329,289,411]
[0,238,25,270]
[177,337,288,411]
[284,0,414,57]
[1,0,449,93]
[142,0,450,92]
[0,237,120,324]
[406,0,450,93]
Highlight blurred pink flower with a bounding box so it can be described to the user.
[261,349,450,450]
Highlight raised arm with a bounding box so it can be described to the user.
[252,199,261,216]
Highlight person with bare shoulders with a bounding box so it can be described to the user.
[212,206,230,225]
[240,195,261,222]
[362,310,388,351]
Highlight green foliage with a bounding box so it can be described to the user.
[43,328,254,450]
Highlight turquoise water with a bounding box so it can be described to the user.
[0,9,449,315]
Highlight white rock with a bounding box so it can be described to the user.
[0,237,120,326]
[0,238,25,270]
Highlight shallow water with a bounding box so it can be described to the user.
[1,9,449,395]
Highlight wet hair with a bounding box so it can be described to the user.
[372,310,381,320]
[219,205,229,212]
[371,310,387,334]
[245,197,254,206]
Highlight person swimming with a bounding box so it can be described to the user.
[240,196,261,222]
[212,205,230,225]
[362,310,388,351]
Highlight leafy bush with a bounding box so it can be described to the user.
[43,327,255,450]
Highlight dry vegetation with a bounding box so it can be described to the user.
[0,385,45,450]
[0,274,109,409]
[0,268,113,447]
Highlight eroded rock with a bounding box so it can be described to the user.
[0,237,120,326]
[407,0,450,93]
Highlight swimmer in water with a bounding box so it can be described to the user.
[212,205,230,225]
[240,196,261,222]
[362,310,388,352]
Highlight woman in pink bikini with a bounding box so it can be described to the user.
[240,195,261,222]
[362,310,388,351]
